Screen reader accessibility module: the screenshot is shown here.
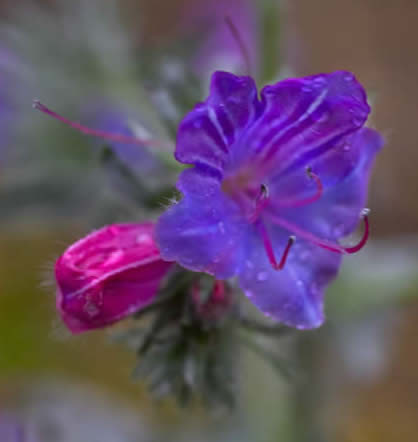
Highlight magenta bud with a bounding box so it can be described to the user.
[192,281,234,322]
[55,223,173,333]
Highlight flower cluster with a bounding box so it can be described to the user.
[20,0,383,406]
[54,68,382,333]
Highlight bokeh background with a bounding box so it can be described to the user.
[1,0,418,441]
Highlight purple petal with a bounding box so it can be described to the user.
[239,231,342,329]
[155,179,248,279]
[236,71,370,175]
[274,128,383,240]
[175,71,259,173]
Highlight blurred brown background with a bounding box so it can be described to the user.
[286,1,418,440]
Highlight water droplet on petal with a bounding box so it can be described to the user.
[218,221,226,234]
[257,271,268,281]
[299,250,311,262]
[246,260,254,269]
[352,116,364,127]
[136,233,152,244]
[84,300,100,317]
[313,77,326,88]
[317,111,330,123]
[333,224,346,238]
[310,282,319,294]
[343,145,350,152]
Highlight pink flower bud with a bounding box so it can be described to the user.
[192,280,234,322]
[55,223,173,333]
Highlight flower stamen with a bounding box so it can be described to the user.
[224,16,252,76]
[267,209,370,255]
[258,220,295,270]
[274,167,324,208]
[343,209,370,254]
[33,100,165,149]
[249,184,269,222]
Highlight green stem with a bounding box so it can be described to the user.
[291,334,326,442]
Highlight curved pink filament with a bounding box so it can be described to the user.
[33,100,166,149]
[267,212,369,254]
[224,16,253,77]
[249,185,270,222]
[273,170,324,208]
[257,221,295,270]
[343,214,369,254]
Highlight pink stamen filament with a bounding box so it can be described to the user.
[249,184,270,222]
[258,220,295,270]
[343,213,369,254]
[267,211,370,255]
[33,100,164,149]
[224,16,253,76]
[273,168,324,208]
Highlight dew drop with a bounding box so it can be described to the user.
[310,282,319,294]
[352,116,364,127]
[313,77,326,87]
[296,280,304,288]
[257,271,268,281]
[344,73,353,82]
[136,233,152,244]
[333,224,346,237]
[246,260,254,269]
[317,111,330,123]
[299,250,311,262]
[84,300,100,317]
[218,221,226,234]
[343,145,350,152]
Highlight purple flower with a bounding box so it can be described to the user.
[181,0,258,76]
[156,71,383,329]
[55,223,173,333]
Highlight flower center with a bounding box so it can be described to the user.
[221,167,257,197]
[221,166,262,215]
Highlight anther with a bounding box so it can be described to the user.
[274,167,323,208]
[306,166,324,198]
[33,100,164,148]
[260,183,269,198]
[250,184,270,222]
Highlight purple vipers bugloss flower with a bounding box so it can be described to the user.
[156,70,383,329]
